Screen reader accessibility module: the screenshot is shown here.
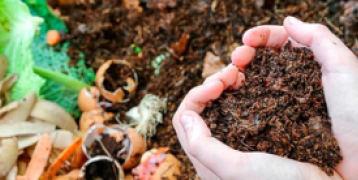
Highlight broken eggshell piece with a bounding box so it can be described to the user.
[82,124,146,170]
[122,127,146,170]
[78,86,102,112]
[132,147,181,180]
[95,60,138,103]
[78,156,124,180]
[79,110,114,133]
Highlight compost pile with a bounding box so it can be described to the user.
[53,0,356,178]
[201,42,342,175]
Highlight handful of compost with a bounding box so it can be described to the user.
[201,42,342,176]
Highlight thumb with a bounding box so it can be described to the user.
[180,111,249,179]
[180,111,211,143]
[283,16,358,73]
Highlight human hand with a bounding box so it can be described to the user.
[172,16,358,180]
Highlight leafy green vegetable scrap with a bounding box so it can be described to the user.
[0,0,95,118]
[23,0,96,118]
[0,0,45,101]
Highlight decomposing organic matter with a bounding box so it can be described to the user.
[201,51,226,78]
[201,42,342,176]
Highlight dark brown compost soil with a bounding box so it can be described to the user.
[84,160,120,180]
[57,0,356,179]
[201,42,342,175]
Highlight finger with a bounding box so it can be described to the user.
[173,80,223,149]
[203,64,243,89]
[178,80,224,114]
[231,46,256,70]
[180,111,343,180]
[242,26,305,49]
[242,25,288,48]
[283,16,358,72]
[177,111,220,180]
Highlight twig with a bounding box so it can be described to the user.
[97,139,114,158]
[324,17,343,35]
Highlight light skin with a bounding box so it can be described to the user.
[172,16,358,180]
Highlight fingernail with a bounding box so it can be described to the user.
[181,115,193,131]
[288,16,302,26]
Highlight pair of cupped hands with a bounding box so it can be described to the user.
[172,17,358,180]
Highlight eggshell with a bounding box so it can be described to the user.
[95,60,125,103]
[78,156,125,180]
[78,86,101,112]
[95,60,138,103]
[122,128,146,170]
[79,111,113,133]
[124,77,137,95]
[82,125,146,171]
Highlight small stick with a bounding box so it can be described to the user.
[97,139,113,158]
[42,137,82,179]
[324,17,343,35]
[25,134,52,180]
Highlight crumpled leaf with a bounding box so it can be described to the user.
[201,51,226,78]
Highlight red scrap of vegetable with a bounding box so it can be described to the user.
[133,147,170,180]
